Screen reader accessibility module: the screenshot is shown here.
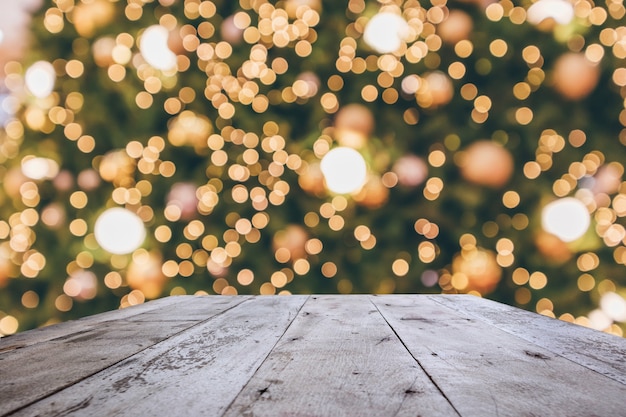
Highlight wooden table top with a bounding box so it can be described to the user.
[1,294,625,416]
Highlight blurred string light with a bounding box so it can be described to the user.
[24,61,56,98]
[601,292,626,322]
[21,156,59,180]
[1,0,626,338]
[526,0,575,26]
[320,147,367,194]
[139,25,177,71]
[363,11,410,54]
[541,198,591,242]
[94,208,146,255]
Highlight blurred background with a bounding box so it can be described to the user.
[1,0,626,337]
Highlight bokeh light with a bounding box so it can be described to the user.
[139,25,177,71]
[1,0,626,338]
[541,198,591,243]
[24,61,55,98]
[94,208,146,255]
[320,147,367,194]
[363,11,410,54]
[526,0,575,26]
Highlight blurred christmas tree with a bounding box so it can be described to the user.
[1,0,626,337]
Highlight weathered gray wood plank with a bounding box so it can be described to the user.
[0,295,249,416]
[223,295,458,417]
[372,295,626,417]
[429,294,626,385]
[9,295,308,417]
[0,295,191,352]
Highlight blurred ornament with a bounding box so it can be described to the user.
[99,150,135,184]
[140,25,177,71]
[458,141,514,188]
[94,208,146,255]
[21,156,59,180]
[298,161,326,196]
[534,230,573,263]
[220,15,245,45]
[421,270,439,287]
[527,0,574,30]
[334,103,374,135]
[334,104,374,148]
[417,71,454,108]
[63,270,98,301]
[53,170,75,192]
[167,110,213,148]
[2,167,28,198]
[92,37,116,67]
[320,147,367,194]
[167,27,186,56]
[354,175,389,209]
[438,10,473,45]
[72,0,116,37]
[392,154,428,187]
[363,11,410,54]
[77,169,102,191]
[126,251,167,299]
[591,164,623,195]
[25,61,56,98]
[41,203,66,229]
[167,182,198,220]
[541,197,590,242]
[273,225,309,260]
[452,248,501,294]
[552,53,600,100]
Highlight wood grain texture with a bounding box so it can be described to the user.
[0,296,188,352]
[372,295,626,417]
[223,295,458,417]
[2,294,625,417]
[0,296,249,416]
[8,295,307,417]
[429,294,626,385]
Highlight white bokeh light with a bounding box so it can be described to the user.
[541,197,590,242]
[139,25,177,71]
[320,147,367,194]
[94,208,146,255]
[600,292,626,322]
[25,61,56,98]
[588,309,612,331]
[21,157,59,180]
[527,0,575,26]
[363,12,410,54]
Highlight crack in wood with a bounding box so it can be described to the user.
[370,298,463,417]
[524,350,551,360]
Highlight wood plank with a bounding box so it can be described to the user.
[0,295,248,416]
[223,295,458,417]
[8,295,308,417]
[0,295,191,352]
[429,294,626,385]
[372,294,626,417]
